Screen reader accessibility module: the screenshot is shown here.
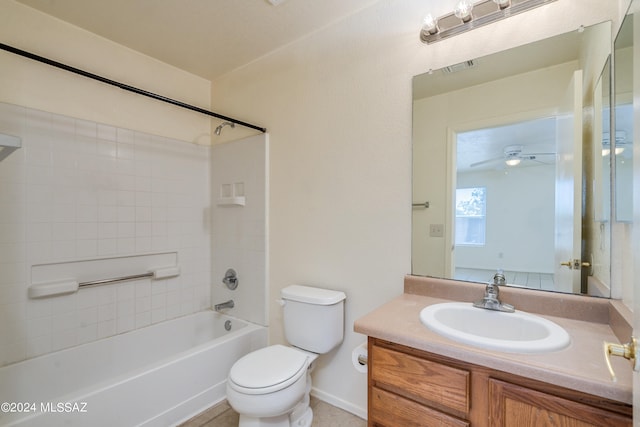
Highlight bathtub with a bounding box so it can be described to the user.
[0,311,267,427]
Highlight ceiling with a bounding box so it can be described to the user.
[17,0,382,81]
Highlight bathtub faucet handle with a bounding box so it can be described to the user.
[223,268,238,290]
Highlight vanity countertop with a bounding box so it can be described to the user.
[354,276,632,405]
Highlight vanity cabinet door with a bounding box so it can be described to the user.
[370,386,469,427]
[370,343,470,415]
[489,379,632,427]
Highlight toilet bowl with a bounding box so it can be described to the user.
[225,285,346,427]
[226,345,318,426]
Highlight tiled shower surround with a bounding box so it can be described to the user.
[0,102,212,366]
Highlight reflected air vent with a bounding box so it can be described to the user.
[0,133,21,162]
[443,60,476,74]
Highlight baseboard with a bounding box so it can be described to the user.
[310,387,367,420]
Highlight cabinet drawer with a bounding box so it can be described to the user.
[371,344,469,415]
[370,386,469,427]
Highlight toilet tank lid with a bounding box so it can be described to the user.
[281,285,346,305]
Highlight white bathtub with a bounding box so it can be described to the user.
[0,311,267,427]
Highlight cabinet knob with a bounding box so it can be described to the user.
[603,336,639,382]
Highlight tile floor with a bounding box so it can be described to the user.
[179,397,367,427]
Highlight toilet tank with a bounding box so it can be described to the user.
[281,285,346,354]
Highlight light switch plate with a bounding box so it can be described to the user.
[429,224,444,237]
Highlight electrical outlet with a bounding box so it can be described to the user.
[429,224,444,237]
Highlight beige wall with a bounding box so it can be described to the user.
[211,0,624,416]
[0,1,211,144]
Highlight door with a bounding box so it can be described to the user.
[554,70,583,294]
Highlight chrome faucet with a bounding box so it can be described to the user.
[214,299,234,311]
[473,270,515,313]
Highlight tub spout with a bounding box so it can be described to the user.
[214,299,234,311]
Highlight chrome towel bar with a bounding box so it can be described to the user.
[78,272,154,289]
[28,266,180,298]
[412,202,430,208]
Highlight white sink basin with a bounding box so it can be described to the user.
[419,302,570,353]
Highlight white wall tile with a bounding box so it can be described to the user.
[97,304,115,322]
[77,324,97,344]
[211,134,268,326]
[51,329,77,351]
[52,312,77,332]
[116,316,134,334]
[151,307,166,324]
[135,312,151,328]
[97,320,116,339]
[26,335,51,358]
[0,103,212,366]
[76,239,98,258]
[77,306,98,327]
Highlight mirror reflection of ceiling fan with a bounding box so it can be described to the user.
[602,131,630,157]
[470,145,556,168]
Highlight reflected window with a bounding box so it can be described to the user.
[455,187,486,246]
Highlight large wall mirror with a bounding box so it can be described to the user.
[412,21,613,297]
[614,7,635,224]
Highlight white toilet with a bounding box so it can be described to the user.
[226,285,346,427]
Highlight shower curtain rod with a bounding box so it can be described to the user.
[0,43,267,134]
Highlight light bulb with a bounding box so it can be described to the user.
[493,0,510,9]
[454,0,473,22]
[615,147,625,155]
[602,148,611,156]
[422,14,438,35]
[505,158,521,166]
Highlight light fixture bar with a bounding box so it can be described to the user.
[421,0,557,44]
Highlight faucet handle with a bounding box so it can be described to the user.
[223,268,238,290]
[493,270,506,286]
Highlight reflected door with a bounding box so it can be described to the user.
[554,70,583,293]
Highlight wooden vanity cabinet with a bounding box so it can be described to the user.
[368,338,632,427]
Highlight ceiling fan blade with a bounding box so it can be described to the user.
[521,152,556,157]
[470,156,503,168]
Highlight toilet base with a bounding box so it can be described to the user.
[290,407,313,427]
[238,413,289,427]
[238,407,312,427]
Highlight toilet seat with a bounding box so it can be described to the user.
[228,345,309,395]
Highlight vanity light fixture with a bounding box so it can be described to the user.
[420,0,557,44]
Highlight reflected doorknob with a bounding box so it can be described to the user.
[560,259,592,271]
